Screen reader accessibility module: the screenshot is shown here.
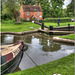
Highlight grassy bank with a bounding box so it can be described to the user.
[9,53,74,75]
[1,20,74,32]
[60,34,75,40]
[1,22,40,32]
[44,22,74,27]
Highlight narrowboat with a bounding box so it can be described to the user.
[0,42,26,75]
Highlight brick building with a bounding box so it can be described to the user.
[20,2,43,21]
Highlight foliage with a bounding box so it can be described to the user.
[1,14,13,21]
[50,0,65,18]
[2,0,21,23]
[60,34,75,40]
[21,0,37,5]
[43,18,72,23]
[20,18,31,22]
[36,0,50,18]
[9,53,74,75]
[67,0,74,17]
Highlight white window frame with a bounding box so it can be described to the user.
[27,12,30,15]
[27,18,30,21]
[37,12,40,15]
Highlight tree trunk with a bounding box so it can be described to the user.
[13,11,20,23]
[17,16,20,23]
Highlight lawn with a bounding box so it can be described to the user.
[60,34,75,40]
[9,53,74,75]
[1,22,40,32]
[1,20,74,32]
[44,22,74,27]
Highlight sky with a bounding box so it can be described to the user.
[63,0,72,9]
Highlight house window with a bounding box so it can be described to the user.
[27,18,30,21]
[27,12,30,15]
[37,12,40,15]
[37,18,40,20]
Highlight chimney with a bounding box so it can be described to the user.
[39,3,41,7]
[21,2,23,5]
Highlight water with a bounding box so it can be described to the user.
[1,33,74,71]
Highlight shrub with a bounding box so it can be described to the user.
[43,18,72,23]
[20,18,26,22]
[20,18,31,22]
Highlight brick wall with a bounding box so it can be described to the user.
[20,7,43,21]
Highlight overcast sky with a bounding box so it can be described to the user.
[63,0,72,9]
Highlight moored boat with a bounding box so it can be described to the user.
[0,42,26,75]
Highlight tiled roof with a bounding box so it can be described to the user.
[22,5,43,12]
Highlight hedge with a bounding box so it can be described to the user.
[43,18,72,23]
[20,18,31,22]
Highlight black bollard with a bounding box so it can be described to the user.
[41,23,44,30]
[68,24,70,31]
[49,26,53,30]
[68,24,70,27]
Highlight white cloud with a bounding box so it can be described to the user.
[63,0,72,9]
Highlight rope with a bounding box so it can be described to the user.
[25,51,47,75]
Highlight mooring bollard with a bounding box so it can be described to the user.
[49,26,53,35]
[41,23,44,30]
[49,26,53,30]
[68,23,70,31]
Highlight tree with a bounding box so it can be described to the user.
[2,0,21,23]
[21,0,37,5]
[50,0,65,18]
[67,0,74,17]
[36,0,50,18]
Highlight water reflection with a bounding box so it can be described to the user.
[1,33,74,70]
[1,35,14,44]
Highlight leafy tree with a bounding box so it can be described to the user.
[21,0,37,5]
[2,0,21,23]
[63,8,67,17]
[50,0,65,18]
[67,0,74,17]
[36,0,50,18]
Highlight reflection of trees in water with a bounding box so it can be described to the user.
[24,36,32,43]
[23,33,61,52]
[39,37,61,52]
[1,33,61,52]
[13,36,24,43]
[1,35,25,44]
[27,33,61,52]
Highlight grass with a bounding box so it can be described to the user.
[1,22,40,32]
[44,22,74,27]
[1,20,74,32]
[9,53,74,75]
[60,34,75,40]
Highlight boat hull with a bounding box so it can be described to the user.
[1,50,23,75]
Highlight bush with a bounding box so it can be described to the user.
[43,18,72,23]
[1,14,13,20]
[20,18,31,22]
[20,18,25,22]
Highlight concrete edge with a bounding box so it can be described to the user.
[1,29,39,35]
[53,36,75,44]
[1,29,74,35]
